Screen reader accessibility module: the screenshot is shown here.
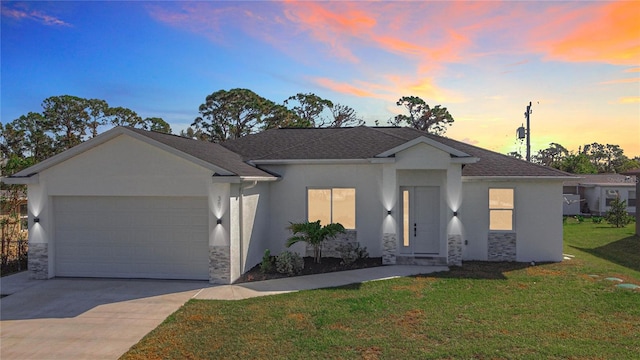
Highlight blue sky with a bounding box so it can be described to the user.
[2,1,638,156]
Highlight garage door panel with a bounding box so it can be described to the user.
[54,196,209,280]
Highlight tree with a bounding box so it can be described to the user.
[192,88,278,142]
[388,96,454,135]
[284,93,333,127]
[285,220,346,263]
[506,151,523,160]
[144,117,172,134]
[555,153,598,174]
[581,143,627,173]
[42,95,91,150]
[605,196,631,228]
[330,103,365,127]
[533,143,568,167]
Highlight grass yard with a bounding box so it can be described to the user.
[122,222,639,360]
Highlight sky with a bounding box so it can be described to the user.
[1,1,639,157]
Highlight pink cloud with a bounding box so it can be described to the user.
[1,4,72,26]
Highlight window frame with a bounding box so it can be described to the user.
[306,187,356,229]
[19,202,28,232]
[488,188,515,232]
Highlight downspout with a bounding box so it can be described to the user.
[238,180,258,275]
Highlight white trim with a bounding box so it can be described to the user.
[1,174,39,185]
[376,136,472,158]
[452,157,480,164]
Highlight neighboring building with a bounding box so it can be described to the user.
[2,126,573,284]
[563,174,637,216]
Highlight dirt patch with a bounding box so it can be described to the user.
[235,257,383,284]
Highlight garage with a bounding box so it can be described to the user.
[54,196,210,280]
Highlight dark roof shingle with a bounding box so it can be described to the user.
[222,126,572,178]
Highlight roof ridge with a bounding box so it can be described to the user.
[368,126,417,141]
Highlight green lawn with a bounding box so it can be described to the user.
[122,222,639,360]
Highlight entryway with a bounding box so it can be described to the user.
[400,186,440,255]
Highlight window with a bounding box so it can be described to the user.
[629,191,636,207]
[19,203,28,231]
[605,190,619,207]
[307,188,355,229]
[489,188,514,231]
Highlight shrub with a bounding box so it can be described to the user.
[591,216,603,224]
[576,215,585,223]
[276,251,304,276]
[260,249,274,274]
[605,197,631,228]
[336,242,369,266]
[286,220,346,263]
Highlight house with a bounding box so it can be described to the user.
[1,126,573,284]
[563,174,637,216]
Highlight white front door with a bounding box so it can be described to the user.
[400,186,440,255]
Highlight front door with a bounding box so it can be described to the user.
[400,186,440,254]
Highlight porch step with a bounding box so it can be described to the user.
[397,256,448,266]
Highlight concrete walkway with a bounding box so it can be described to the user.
[194,265,448,300]
[1,265,446,359]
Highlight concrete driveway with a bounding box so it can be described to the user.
[1,273,205,359]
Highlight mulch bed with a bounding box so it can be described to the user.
[235,257,383,284]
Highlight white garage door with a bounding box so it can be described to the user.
[54,196,209,280]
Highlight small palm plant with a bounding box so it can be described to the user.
[286,220,346,263]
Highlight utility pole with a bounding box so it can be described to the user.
[525,101,532,162]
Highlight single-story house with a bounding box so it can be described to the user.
[563,174,637,216]
[2,126,573,284]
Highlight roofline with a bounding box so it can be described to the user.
[579,183,636,187]
[1,174,39,185]
[463,175,578,182]
[7,127,236,178]
[376,136,472,158]
[211,175,279,183]
[249,159,372,165]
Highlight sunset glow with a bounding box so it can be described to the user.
[2,1,638,156]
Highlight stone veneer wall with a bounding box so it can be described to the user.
[306,230,357,258]
[28,243,48,279]
[447,234,463,266]
[382,233,397,264]
[487,233,517,261]
[209,245,230,284]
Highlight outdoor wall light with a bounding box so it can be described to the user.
[216,218,222,225]
[453,211,458,217]
[387,210,392,215]
[33,217,40,223]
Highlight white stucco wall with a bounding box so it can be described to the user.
[461,179,563,262]
[26,134,234,278]
[262,163,385,257]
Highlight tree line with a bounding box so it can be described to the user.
[508,142,639,174]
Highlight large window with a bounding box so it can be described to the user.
[629,191,636,207]
[307,188,355,229]
[489,188,514,231]
[605,190,619,207]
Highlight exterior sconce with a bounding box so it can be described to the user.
[216,218,222,225]
[453,211,458,217]
[33,217,40,223]
[387,210,392,215]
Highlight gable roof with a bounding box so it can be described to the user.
[5,127,276,181]
[222,126,572,178]
[564,174,637,187]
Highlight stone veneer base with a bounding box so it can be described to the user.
[28,243,49,279]
[447,234,463,266]
[382,233,397,265]
[488,232,517,261]
[209,245,231,284]
[306,230,357,258]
